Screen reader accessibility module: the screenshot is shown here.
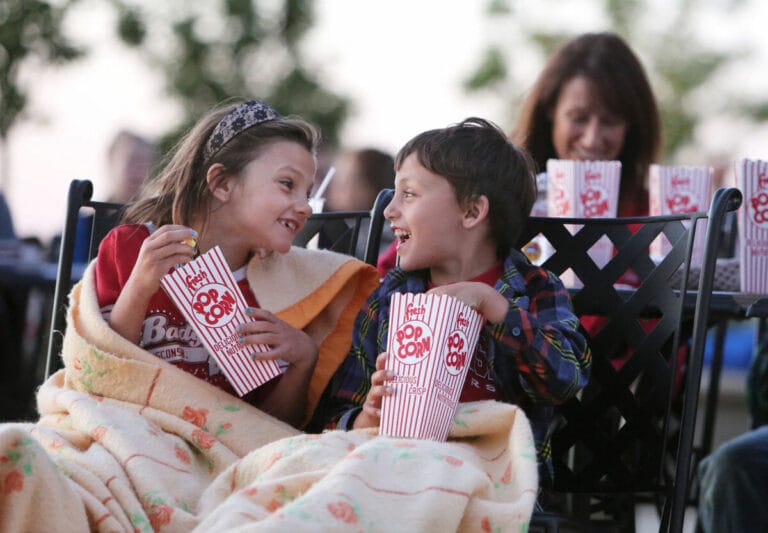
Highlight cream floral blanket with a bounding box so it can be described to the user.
[0,249,537,532]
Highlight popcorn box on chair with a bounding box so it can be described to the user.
[737,159,768,293]
[380,293,484,442]
[546,159,621,286]
[161,246,281,396]
[649,164,713,266]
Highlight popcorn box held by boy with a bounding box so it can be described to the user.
[380,293,483,442]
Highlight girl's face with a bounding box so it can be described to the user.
[214,140,315,260]
[551,75,627,162]
[384,153,466,273]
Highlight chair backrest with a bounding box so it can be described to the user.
[293,188,393,265]
[45,180,123,379]
[45,180,392,380]
[516,187,742,532]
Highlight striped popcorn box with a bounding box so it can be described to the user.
[380,292,483,442]
[547,159,621,287]
[737,159,768,293]
[649,164,713,266]
[161,246,281,396]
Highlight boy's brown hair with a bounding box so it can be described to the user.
[395,117,536,257]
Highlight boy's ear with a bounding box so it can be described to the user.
[462,195,490,229]
[206,163,234,202]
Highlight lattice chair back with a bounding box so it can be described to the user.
[519,187,742,532]
[46,180,124,379]
[293,188,393,265]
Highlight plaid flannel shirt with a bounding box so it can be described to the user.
[308,248,592,482]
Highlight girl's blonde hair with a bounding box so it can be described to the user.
[123,101,320,229]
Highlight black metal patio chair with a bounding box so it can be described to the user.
[521,187,742,532]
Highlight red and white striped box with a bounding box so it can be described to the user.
[380,292,483,442]
[737,159,768,293]
[546,159,621,286]
[161,246,281,396]
[649,164,713,266]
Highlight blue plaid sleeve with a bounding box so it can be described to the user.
[488,253,592,405]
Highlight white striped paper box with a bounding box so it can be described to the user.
[737,159,768,293]
[380,293,483,441]
[649,164,713,266]
[546,159,621,287]
[161,246,281,396]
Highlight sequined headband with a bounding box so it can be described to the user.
[202,100,282,162]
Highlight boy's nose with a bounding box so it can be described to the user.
[383,199,397,220]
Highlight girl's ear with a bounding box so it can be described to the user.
[206,163,234,202]
[463,194,490,229]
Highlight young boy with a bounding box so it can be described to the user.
[309,117,591,483]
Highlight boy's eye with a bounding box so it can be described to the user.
[279,178,294,190]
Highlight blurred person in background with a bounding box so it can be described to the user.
[104,130,158,204]
[324,147,395,264]
[65,130,157,263]
[325,148,395,212]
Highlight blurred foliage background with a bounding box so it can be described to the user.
[0,0,349,188]
[106,0,349,154]
[2,0,768,189]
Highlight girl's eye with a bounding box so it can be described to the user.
[279,179,294,190]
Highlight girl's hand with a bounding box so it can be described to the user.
[126,224,197,298]
[353,352,393,429]
[109,224,196,344]
[427,282,508,324]
[238,307,318,370]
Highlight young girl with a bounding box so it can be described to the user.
[95,100,322,427]
[311,118,591,484]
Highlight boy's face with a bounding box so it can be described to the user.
[384,154,467,273]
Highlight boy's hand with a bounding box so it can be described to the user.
[353,352,393,429]
[126,224,197,298]
[238,308,318,370]
[427,282,508,324]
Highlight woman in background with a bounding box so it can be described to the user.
[512,31,661,217]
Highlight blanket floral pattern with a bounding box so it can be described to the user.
[0,262,538,532]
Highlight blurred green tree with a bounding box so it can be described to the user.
[464,0,767,161]
[0,0,84,188]
[107,0,349,156]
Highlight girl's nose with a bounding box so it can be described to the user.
[297,197,313,217]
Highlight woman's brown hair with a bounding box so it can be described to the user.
[512,32,661,212]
